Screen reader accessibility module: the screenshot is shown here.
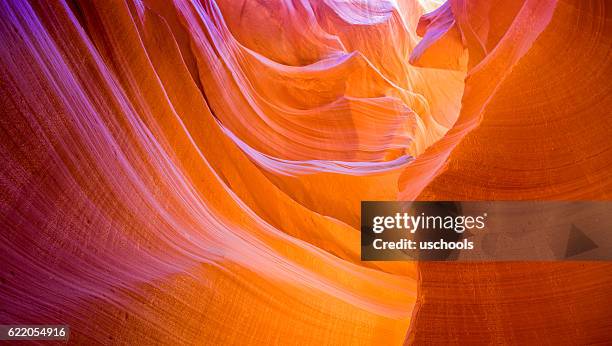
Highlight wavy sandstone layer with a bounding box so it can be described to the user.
[405,0,612,344]
[0,0,610,344]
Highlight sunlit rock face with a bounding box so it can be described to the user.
[0,0,610,345]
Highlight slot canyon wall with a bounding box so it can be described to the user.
[0,0,610,344]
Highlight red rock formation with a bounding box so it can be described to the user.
[404,0,612,344]
[0,0,610,344]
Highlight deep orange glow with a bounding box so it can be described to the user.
[1,0,611,344]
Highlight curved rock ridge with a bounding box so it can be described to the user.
[1,0,611,344]
[403,0,612,344]
[0,0,453,343]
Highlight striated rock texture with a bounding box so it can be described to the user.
[403,0,612,344]
[0,0,610,344]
